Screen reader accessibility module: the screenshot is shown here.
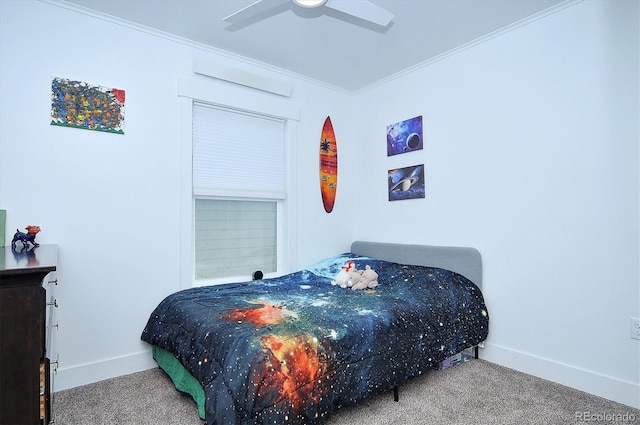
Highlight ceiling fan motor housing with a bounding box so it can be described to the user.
[293,0,328,8]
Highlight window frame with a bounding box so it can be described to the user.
[178,78,299,288]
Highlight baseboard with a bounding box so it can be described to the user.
[53,349,157,392]
[481,342,640,409]
[52,342,640,410]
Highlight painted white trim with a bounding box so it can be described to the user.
[179,97,194,290]
[177,77,300,121]
[54,340,640,412]
[43,0,349,94]
[53,350,156,392]
[284,119,299,272]
[193,58,293,97]
[482,342,640,409]
[45,0,582,97]
[354,0,583,94]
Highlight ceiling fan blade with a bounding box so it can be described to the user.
[223,0,289,24]
[324,0,394,27]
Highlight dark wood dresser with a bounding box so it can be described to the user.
[0,245,57,425]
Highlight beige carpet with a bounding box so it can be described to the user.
[53,359,638,424]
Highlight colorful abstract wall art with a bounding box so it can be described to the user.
[388,164,425,201]
[386,115,422,156]
[51,77,125,134]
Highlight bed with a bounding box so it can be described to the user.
[141,241,489,424]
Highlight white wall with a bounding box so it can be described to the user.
[1,0,637,411]
[354,0,639,408]
[0,0,356,391]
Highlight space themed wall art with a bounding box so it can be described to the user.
[386,115,423,156]
[51,77,125,134]
[388,164,425,201]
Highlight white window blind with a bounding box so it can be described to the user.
[192,102,285,282]
[193,103,286,199]
[195,199,276,280]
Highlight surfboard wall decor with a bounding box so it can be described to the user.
[319,116,338,213]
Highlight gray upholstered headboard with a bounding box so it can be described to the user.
[350,241,482,289]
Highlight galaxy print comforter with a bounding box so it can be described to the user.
[141,253,489,425]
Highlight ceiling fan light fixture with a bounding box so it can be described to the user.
[293,0,327,8]
[225,0,394,27]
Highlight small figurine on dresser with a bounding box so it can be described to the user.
[11,225,41,249]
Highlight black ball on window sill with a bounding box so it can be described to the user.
[252,270,263,281]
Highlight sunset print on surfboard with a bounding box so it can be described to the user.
[319,116,338,213]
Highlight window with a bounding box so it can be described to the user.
[192,102,286,283]
[195,199,276,279]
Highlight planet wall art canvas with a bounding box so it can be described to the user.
[386,115,423,156]
[388,164,425,201]
[51,77,125,134]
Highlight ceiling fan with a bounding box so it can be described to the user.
[223,0,394,27]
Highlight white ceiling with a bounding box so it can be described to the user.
[55,0,567,92]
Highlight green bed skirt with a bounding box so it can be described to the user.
[153,346,206,419]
